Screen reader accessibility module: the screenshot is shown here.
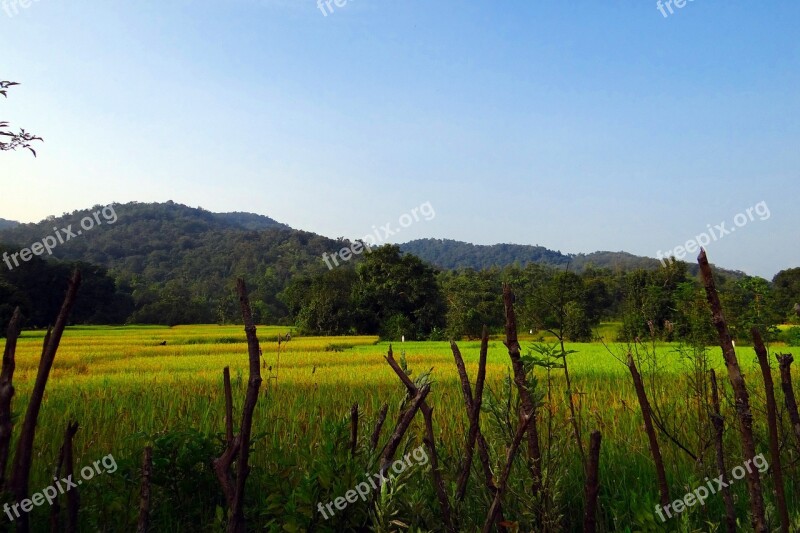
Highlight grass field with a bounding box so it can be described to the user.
[7,324,800,531]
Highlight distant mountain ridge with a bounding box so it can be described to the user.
[399,239,569,269]
[0,218,18,230]
[0,202,745,279]
[0,200,332,280]
[398,238,737,276]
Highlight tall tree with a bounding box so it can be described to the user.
[353,245,445,339]
[720,275,780,340]
[772,268,800,323]
[280,268,357,335]
[439,269,503,339]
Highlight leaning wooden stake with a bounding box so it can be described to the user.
[213,278,264,533]
[379,382,430,475]
[582,430,602,533]
[9,269,81,533]
[0,306,22,488]
[350,403,359,457]
[370,403,389,451]
[788,304,800,444]
[482,412,533,533]
[776,353,800,449]
[216,366,240,505]
[136,446,153,533]
[752,328,790,532]
[502,284,543,494]
[451,327,488,500]
[223,366,234,444]
[709,369,737,533]
[451,328,508,531]
[49,421,79,533]
[698,249,766,532]
[626,353,669,507]
[62,422,80,533]
[385,348,455,533]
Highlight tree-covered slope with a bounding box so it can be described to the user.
[0,201,341,324]
[0,218,18,230]
[399,238,743,277]
[399,238,570,270]
[1,202,758,329]
[399,238,663,271]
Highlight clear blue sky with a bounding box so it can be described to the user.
[2,0,798,278]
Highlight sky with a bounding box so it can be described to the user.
[1,0,798,279]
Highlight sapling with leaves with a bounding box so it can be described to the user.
[482,370,517,445]
[480,355,547,527]
[518,267,587,464]
[628,328,701,462]
[523,342,574,528]
[599,319,692,508]
[609,270,704,464]
[671,280,717,463]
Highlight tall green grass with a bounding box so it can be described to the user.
[6,324,800,530]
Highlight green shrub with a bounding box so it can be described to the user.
[783,326,800,346]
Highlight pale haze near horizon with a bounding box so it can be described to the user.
[1,1,798,279]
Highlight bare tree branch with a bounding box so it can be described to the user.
[503,284,543,494]
[384,348,454,532]
[0,307,22,488]
[582,430,602,533]
[752,328,790,532]
[370,403,389,452]
[482,412,533,532]
[1,82,43,156]
[9,270,81,533]
[709,369,737,533]
[136,446,153,533]
[698,249,766,532]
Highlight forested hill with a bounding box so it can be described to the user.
[400,239,570,269]
[399,238,709,274]
[0,201,341,324]
[1,203,742,285]
[0,201,298,272]
[0,218,18,230]
[1,201,756,330]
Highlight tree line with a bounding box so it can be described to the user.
[1,202,798,342]
[284,245,800,343]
